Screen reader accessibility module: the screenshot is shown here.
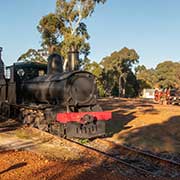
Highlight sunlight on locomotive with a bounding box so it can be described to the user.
[70,75,95,103]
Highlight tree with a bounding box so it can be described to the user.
[135,65,157,89]
[84,59,106,96]
[135,61,180,90]
[155,61,180,88]
[38,0,106,70]
[17,49,47,64]
[101,47,139,97]
[125,71,139,97]
[37,13,63,54]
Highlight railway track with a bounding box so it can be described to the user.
[64,137,159,178]
[0,117,180,178]
[85,139,180,178]
[0,124,153,178]
[0,118,153,178]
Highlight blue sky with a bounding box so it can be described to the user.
[0,0,180,68]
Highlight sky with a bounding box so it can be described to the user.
[0,0,180,68]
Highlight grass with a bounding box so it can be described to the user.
[78,138,90,144]
[15,129,31,139]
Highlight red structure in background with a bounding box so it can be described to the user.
[154,88,180,105]
[154,88,171,105]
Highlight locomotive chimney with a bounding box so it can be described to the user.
[0,47,5,79]
[47,53,63,74]
[68,46,79,71]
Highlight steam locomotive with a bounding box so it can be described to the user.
[0,48,111,138]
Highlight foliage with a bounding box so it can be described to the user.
[84,47,140,97]
[44,53,180,96]
[100,47,139,97]
[78,138,90,144]
[136,61,180,90]
[135,65,157,89]
[37,0,106,69]
[155,61,180,88]
[37,13,63,53]
[101,47,139,71]
[18,0,106,66]
[17,49,47,64]
[125,71,139,97]
[83,59,106,96]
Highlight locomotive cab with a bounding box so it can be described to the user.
[6,62,47,104]
[13,62,47,81]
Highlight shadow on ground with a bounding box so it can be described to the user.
[1,98,178,179]
[114,115,180,153]
[44,115,180,180]
[0,162,27,175]
[98,98,159,137]
[29,155,128,180]
[0,116,179,179]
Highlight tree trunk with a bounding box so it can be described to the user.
[63,58,68,71]
[119,74,126,97]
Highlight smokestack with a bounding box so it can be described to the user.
[68,47,79,71]
[0,47,5,79]
[47,53,63,74]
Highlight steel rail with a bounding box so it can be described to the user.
[104,139,180,167]
[65,138,155,177]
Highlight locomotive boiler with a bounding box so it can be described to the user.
[22,54,97,107]
[0,49,111,138]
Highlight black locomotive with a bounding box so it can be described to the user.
[0,48,111,138]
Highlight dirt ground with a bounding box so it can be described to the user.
[0,98,180,179]
[100,98,180,154]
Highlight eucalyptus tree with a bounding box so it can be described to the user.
[38,0,106,70]
[135,65,157,89]
[155,61,180,88]
[101,47,139,97]
[84,60,106,96]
